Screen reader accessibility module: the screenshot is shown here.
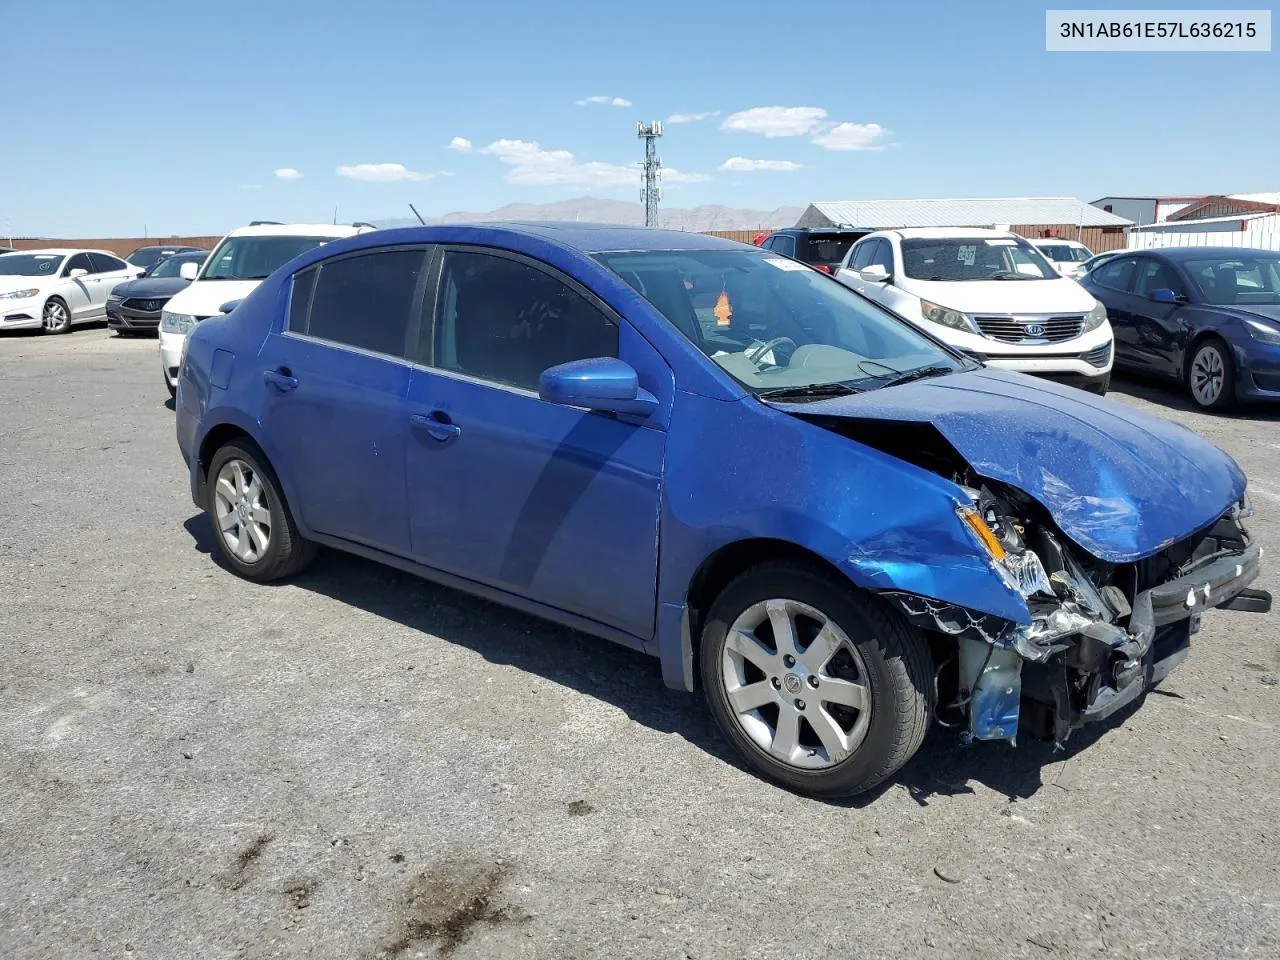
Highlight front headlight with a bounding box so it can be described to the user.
[1244,318,1280,345]
[920,300,976,334]
[958,505,1053,599]
[160,311,196,334]
[0,288,40,301]
[1083,301,1108,332]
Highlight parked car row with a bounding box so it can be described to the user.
[758,226,1280,411]
[0,249,144,333]
[172,222,1270,798]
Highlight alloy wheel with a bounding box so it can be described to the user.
[1190,344,1224,407]
[42,301,68,333]
[720,598,872,770]
[213,459,272,564]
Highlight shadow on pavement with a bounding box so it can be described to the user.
[184,512,1146,807]
[1114,371,1280,422]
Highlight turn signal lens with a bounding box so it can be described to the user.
[958,506,1007,562]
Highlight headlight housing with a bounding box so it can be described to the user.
[1244,318,1280,345]
[957,503,1053,599]
[160,311,196,334]
[920,300,976,334]
[0,288,40,301]
[1083,301,1108,332]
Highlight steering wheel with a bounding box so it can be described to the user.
[745,337,797,368]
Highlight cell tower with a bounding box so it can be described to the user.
[637,121,663,227]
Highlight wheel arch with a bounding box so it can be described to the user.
[193,413,312,539]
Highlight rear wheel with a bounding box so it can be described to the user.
[42,298,70,334]
[700,562,934,798]
[1187,337,1236,411]
[205,440,316,582]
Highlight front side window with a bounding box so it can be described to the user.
[296,249,425,357]
[0,253,64,276]
[849,240,876,270]
[597,248,966,396]
[1183,254,1280,305]
[867,239,894,272]
[434,250,618,391]
[201,235,339,281]
[149,253,206,279]
[64,253,93,276]
[901,237,1057,280]
[1134,260,1183,298]
[1093,257,1139,293]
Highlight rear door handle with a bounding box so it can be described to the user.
[263,368,299,393]
[410,412,461,444]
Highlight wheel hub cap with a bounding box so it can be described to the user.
[782,673,804,694]
[214,459,271,564]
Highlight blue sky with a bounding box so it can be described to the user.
[2,0,1276,236]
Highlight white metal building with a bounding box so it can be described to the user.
[1127,213,1280,252]
[794,197,1132,231]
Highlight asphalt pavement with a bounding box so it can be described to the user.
[2,326,1279,960]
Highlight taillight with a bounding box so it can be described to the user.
[813,264,831,274]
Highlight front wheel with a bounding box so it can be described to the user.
[205,440,317,582]
[1186,337,1236,412]
[1084,372,1111,396]
[700,562,934,798]
[42,298,71,334]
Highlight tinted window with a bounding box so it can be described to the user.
[1133,259,1183,297]
[867,239,893,272]
[760,236,777,251]
[288,268,317,333]
[1183,254,1280,305]
[772,235,797,258]
[64,253,93,276]
[434,250,618,391]
[803,234,860,265]
[302,249,425,357]
[1092,257,1139,293]
[850,240,877,270]
[88,253,128,274]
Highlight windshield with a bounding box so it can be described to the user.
[901,237,1058,281]
[1037,244,1092,263]
[149,253,206,279]
[127,248,178,268]
[0,253,64,277]
[595,248,968,395]
[1184,254,1280,306]
[200,235,336,281]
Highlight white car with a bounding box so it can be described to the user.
[836,228,1113,394]
[1031,238,1094,279]
[0,249,143,334]
[159,222,373,397]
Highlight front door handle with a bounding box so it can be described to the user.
[410,412,461,444]
[263,368,299,393]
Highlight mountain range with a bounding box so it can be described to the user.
[374,197,804,232]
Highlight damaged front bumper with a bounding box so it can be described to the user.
[886,533,1271,746]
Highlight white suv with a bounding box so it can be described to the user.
[1031,238,1093,279]
[158,222,374,397]
[836,228,1113,394]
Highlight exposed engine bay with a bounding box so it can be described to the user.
[801,414,1273,746]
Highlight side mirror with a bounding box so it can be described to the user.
[67,268,88,279]
[218,299,241,315]
[858,264,891,283]
[538,357,658,418]
[1149,287,1181,304]
[179,261,200,281]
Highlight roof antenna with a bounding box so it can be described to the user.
[409,203,426,225]
[333,206,338,225]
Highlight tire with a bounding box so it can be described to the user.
[1084,372,1110,396]
[700,561,934,798]
[1186,337,1236,412]
[205,439,317,582]
[165,376,177,400]
[42,298,71,335]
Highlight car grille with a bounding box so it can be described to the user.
[973,315,1086,344]
[123,298,167,312]
[1083,341,1112,368]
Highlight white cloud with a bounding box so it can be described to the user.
[812,122,889,151]
[575,95,632,107]
[666,110,719,124]
[478,138,708,186]
[447,137,473,153]
[718,157,803,172]
[721,106,827,137]
[273,168,303,181]
[336,163,434,183]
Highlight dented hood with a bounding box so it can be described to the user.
[778,369,1246,563]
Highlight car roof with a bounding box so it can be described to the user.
[222,222,370,239]
[321,221,747,254]
[0,248,109,256]
[132,244,201,251]
[1032,238,1087,245]
[1151,246,1280,260]
[882,227,1018,240]
[772,227,866,235]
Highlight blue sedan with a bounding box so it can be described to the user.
[1080,246,1280,410]
[175,224,1270,797]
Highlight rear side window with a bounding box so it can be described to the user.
[433,250,618,391]
[294,249,426,358]
[803,235,859,265]
[288,269,317,333]
[771,235,797,258]
[88,253,128,274]
[1093,257,1139,293]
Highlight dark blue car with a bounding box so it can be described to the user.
[175,224,1269,797]
[106,250,208,334]
[1080,246,1280,410]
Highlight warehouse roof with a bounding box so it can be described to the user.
[797,197,1133,229]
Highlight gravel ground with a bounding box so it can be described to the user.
[2,327,1279,960]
